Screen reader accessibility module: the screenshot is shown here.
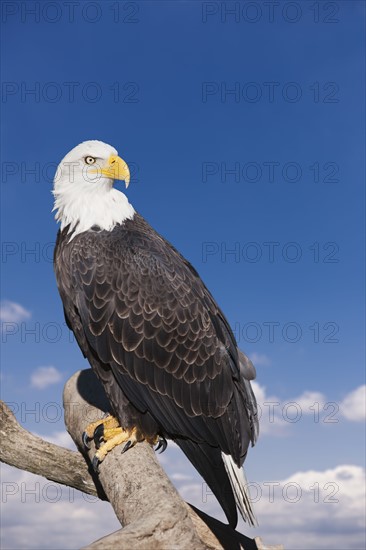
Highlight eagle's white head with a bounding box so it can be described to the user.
[53,140,134,238]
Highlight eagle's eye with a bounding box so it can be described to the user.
[85,156,96,165]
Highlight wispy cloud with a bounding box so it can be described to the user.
[175,463,365,550]
[250,352,271,367]
[1,457,364,550]
[0,301,31,323]
[251,381,364,435]
[250,464,366,549]
[251,381,289,436]
[0,464,119,550]
[30,366,62,389]
[292,390,326,410]
[340,385,366,422]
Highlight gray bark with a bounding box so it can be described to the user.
[0,399,102,499]
[0,369,283,549]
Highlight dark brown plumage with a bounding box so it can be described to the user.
[54,212,258,527]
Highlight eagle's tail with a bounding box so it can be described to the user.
[175,439,257,528]
[221,452,258,527]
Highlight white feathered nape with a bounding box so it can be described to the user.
[221,452,258,526]
[52,140,135,240]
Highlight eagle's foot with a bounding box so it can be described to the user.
[83,417,166,471]
[87,421,139,472]
[82,414,119,449]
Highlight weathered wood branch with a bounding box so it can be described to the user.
[1,370,283,549]
[63,369,207,549]
[0,399,104,499]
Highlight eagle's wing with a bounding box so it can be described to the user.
[55,216,258,525]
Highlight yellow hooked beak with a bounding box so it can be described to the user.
[91,155,130,187]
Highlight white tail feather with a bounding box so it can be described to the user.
[221,452,258,527]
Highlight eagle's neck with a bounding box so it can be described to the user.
[53,185,135,239]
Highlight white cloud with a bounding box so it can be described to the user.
[249,464,366,549]
[292,390,327,411]
[31,366,62,390]
[251,380,266,404]
[0,464,120,550]
[0,301,31,323]
[174,463,366,550]
[251,380,348,436]
[340,385,366,422]
[1,444,365,550]
[251,381,365,436]
[251,381,289,436]
[250,352,271,367]
[170,472,193,481]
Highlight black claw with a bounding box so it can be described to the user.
[122,440,133,454]
[82,431,91,449]
[92,455,100,472]
[94,424,105,449]
[155,436,167,454]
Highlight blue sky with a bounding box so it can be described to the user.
[1,1,365,549]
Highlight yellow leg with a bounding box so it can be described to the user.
[94,426,138,463]
[82,414,167,471]
[83,414,120,441]
[82,415,140,471]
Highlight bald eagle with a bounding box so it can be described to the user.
[53,140,258,528]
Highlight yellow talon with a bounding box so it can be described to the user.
[94,427,138,463]
[82,415,139,471]
[82,416,164,471]
[83,414,119,439]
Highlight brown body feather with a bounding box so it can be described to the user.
[54,212,258,527]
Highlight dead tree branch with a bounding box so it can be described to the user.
[0,399,102,498]
[0,369,283,549]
